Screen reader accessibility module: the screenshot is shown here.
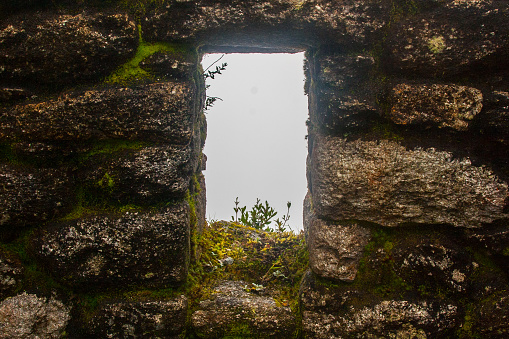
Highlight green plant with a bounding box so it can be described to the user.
[232,198,291,232]
[203,54,228,110]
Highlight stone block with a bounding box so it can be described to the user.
[142,0,392,50]
[32,203,190,289]
[81,144,197,206]
[306,215,371,282]
[83,296,188,338]
[0,292,70,339]
[191,280,295,338]
[0,82,197,144]
[388,83,483,131]
[299,271,460,339]
[385,1,509,77]
[309,134,509,228]
[308,51,380,131]
[0,164,73,233]
[0,12,137,91]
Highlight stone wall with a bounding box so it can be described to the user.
[1,0,508,337]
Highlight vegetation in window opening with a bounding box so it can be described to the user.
[203,54,228,110]
[232,197,292,232]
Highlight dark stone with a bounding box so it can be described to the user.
[0,248,24,300]
[308,51,381,132]
[392,233,476,296]
[139,50,197,81]
[478,90,509,145]
[0,87,31,104]
[81,144,197,206]
[299,271,460,339]
[388,82,483,131]
[83,295,188,339]
[309,134,509,228]
[0,164,74,233]
[385,0,509,77]
[0,82,197,144]
[464,222,509,257]
[0,292,70,338]
[0,11,138,91]
[32,203,190,289]
[473,290,509,338]
[191,280,295,338]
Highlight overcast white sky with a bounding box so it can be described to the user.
[201,53,308,231]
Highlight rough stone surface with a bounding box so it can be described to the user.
[0,248,23,299]
[306,210,371,281]
[300,271,459,339]
[83,295,188,338]
[32,203,190,289]
[388,83,483,130]
[0,292,70,339]
[308,51,380,132]
[0,82,196,144]
[0,164,73,232]
[0,11,137,90]
[310,135,509,228]
[143,0,392,50]
[191,280,295,338]
[386,0,509,76]
[81,144,197,205]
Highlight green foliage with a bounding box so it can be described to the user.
[203,55,228,110]
[232,197,292,232]
[428,36,446,54]
[186,221,308,331]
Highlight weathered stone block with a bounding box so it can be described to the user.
[308,51,380,131]
[191,280,295,338]
[0,82,197,144]
[0,292,70,339]
[142,0,392,50]
[81,144,197,206]
[32,203,190,289]
[0,164,73,232]
[388,83,483,131]
[83,295,188,338]
[300,271,460,339]
[0,12,137,90]
[310,135,509,228]
[385,1,509,76]
[305,200,371,281]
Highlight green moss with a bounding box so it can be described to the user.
[370,123,404,141]
[502,247,509,256]
[82,139,149,160]
[97,172,115,189]
[428,36,446,54]
[105,36,193,85]
[0,143,17,163]
[184,221,308,337]
[223,322,252,338]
